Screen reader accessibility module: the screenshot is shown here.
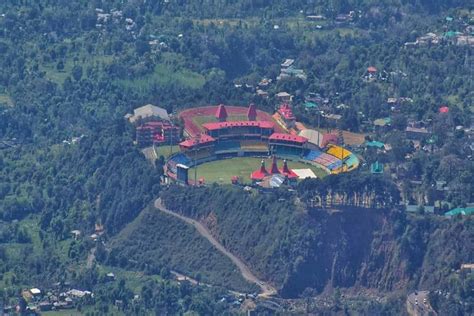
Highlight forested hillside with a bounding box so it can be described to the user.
[158,186,472,304]
[108,205,256,292]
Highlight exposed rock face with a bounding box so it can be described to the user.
[160,187,472,299]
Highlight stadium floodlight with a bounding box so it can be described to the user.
[194,133,200,185]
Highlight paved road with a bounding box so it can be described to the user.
[154,198,277,297]
[407,290,436,316]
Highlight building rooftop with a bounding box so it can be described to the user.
[203,121,274,131]
[247,103,257,120]
[251,160,269,180]
[366,141,385,149]
[269,133,307,144]
[215,104,228,121]
[278,103,295,120]
[406,126,430,134]
[129,104,170,123]
[367,66,377,73]
[445,207,474,217]
[179,134,215,148]
[281,59,295,68]
[280,159,298,179]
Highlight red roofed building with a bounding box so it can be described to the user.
[439,106,449,113]
[179,134,215,150]
[277,103,296,128]
[136,121,180,146]
[247,103,257,121]
[203,121,274,139]
[215,104,228,122]
[269,133,308,156]
[270,155,280,174]
[367,66,377,73]
[269,133,307,144]
[251,160,269,181]
[280,159,299,180]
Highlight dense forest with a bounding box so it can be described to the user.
[0,0,472,314]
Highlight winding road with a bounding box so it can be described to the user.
[154,198,277,297]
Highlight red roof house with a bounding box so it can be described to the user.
[215,104,228,122]
[439,106,449,113]
[367,66,377,73]
[247,103,257,121]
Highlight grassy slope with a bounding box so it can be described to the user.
[188,157,328,183]
[109,206,256,293]
[116,63,205,92]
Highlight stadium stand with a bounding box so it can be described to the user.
[185,148,214,161]
[240,140,268,152]
[344,154,359,170]
[326,145,351,160]
[215,140,241,152]
[314,152,342,171]
[303,149,323,161]
[272,145,303,156]
[167,153,192,174]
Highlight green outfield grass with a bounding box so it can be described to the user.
[188,157,328,184]
[155,145,180,159]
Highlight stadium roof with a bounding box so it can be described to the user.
[269,133,307,144]
[203,121,274,131]
[215,104,228,120]
[179,134,215,148]
[247,103,257,120]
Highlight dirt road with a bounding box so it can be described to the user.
[154,198,277,297]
